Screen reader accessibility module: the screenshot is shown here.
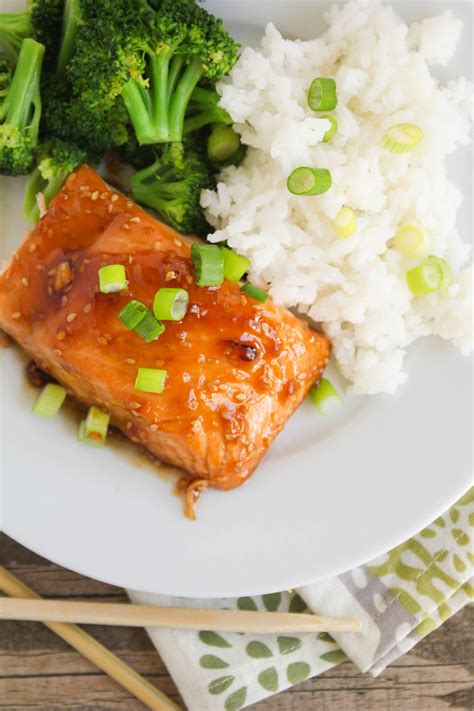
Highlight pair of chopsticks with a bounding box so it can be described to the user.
[0,565,361,710]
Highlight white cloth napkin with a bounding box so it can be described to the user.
[128,488,473,711]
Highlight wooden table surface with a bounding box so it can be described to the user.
[0,533,472,711]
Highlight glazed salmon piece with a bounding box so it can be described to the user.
[0,165,330,495]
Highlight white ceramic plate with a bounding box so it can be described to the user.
[0,0,472,597]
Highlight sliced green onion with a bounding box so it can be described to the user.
[207,125,241,162]
[308,77,337,111]
[321,114,338,142]
[309,378,343,415]
[332,206,357,238]
[135,367,167,394]
[383,123,424,154]
[32,383,66,418]
[241,283,269,303]
[134,311,165,342]
[118,300,148,330]
[394,224,430,257]
[428,255,451,290]
[287,167,332,196]
[191,243,224,287]
[221,247,250,282]
[98,264,127,294]
[406,263,443,296]
[153,288,189,321]
[78,406,110,447]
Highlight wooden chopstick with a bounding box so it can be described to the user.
[0,595,362,633]
[0,566,181,711]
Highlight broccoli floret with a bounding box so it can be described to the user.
[0,0,63,68]
[130,139,215,235]
[24,137,87,222]
[41,0,134,156]
[0,38,44,175]
[121,0,239,145]
[41,81,129,158]
[184,86,231,134]
[0,53,11,101]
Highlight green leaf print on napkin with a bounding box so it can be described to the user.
[277,636,302,655]
[286,662,311,684]
[224,687,247,711]
[200,655,230,669]
[199,631,231,648]
[258,667,279,692]
[367,488,473,637]
[208,676,235,695]
[246,641,272,658]
[198,592,345,709]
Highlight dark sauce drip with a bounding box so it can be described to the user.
[225,339,259,361]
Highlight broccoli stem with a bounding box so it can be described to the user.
[0,38,44,138]
[167,55,185,103]
[56,0,81,74]
[0,11,31,64]
[168,56,204,142]
[151,46,173,141]
[24,165,68,222]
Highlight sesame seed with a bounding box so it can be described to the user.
[111,194,119,202]
[241,296,247,305]
[46,229,53,239]
[97,337,107,346]
[174,238,182,247]
[150,424,158,432]
[165,270,177,281]
[53,349,63,357]
[85,209,92,214]
[57,330,66,340]
[139,431,147,441]
[154,241,161,250]
[11,312,21,319]
[154,358,164,367]
[185,274,193,284]
[125,357,136,365]
[121,223,131,231]
[21,278,29,286]
[36,264,45,271]
[126,421,133,430]
[48,268,57,276]
[126,200,133,207]
[67,313,77,322]
[130,216,140,223]
[29,243,37,253]
[235,393,246,401]
[47,286,53,296]
[130,401,141,410]
[107,204,114,213]
[83,303,92,314]
[79,184,90,191]
[128,256,133,264]
[100,192,108,200]
[61,296,68,306]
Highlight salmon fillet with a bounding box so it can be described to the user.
[0,165,330,495]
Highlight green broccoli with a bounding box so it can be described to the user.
[0,0,63,68]
[24,137,87,222]
[0,53,11,101]
[184,86,232,134]
[121,0,239,145]
[0,38,45,175]
[130,139,215,235]
[41,0,135,156]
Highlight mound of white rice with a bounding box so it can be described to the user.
[201,0,473,394]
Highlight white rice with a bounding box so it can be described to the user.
[201,0,473,394]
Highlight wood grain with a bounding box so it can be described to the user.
[1,533,472,711]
